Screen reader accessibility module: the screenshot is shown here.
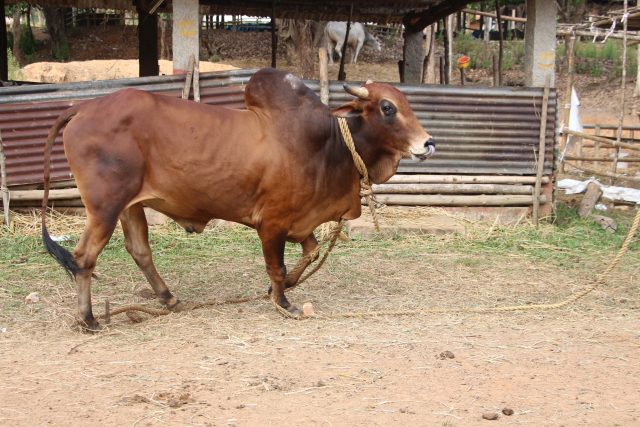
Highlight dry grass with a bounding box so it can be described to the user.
[1,205,638,334]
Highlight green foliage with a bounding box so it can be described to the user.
[453,33,525,71]
[19,24,36,56]
[7,49,20,80]
[562,39,638,79]
[52,40,70,61]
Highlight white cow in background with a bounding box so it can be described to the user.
[324,21,382,64]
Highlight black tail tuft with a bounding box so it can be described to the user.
[42,224,81,280]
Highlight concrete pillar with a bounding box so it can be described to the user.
[172,0,199,74]
[402,29,424,83]
[524,0,556,87]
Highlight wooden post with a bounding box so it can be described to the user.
[494,0,503,86]
[0,0,7,81]
[338,4,354,81]
[0,130,10,227]
[439,56,445,84]
[319,48,329,105]
[460,67,465,85]
[612,0,629,185]
[533,76,550,225]
[594,125,601,158]
[182,54,195,99]
[578,182,603,218]
[270,2,277,68]
[560,33,576,173]
[444,15,453,84]
[635,15,640,115]
[492,54,499,86]
[193,62,200,102]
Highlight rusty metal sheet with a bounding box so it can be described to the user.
[1,69,556,187]
[0,70,255,187]
[307,81,556,175]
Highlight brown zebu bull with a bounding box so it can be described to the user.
[41,68,435,330]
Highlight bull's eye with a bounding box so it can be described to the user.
[380,100,397,117]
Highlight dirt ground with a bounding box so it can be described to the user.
[2,209,639,426]
[3,27,640,426]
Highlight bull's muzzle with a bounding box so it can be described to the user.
[411,138,436,161]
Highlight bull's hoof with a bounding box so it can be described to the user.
[272,301,301,319]
[79,318,103,333]
[166,300,187,312]
[287,305,302,318]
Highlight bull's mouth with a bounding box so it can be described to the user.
[410,144,436,161]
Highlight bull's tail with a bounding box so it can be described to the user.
[41,106,81,279]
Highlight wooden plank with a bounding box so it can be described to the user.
[533,76,550,225]
[8,188,80,201]
[373,194,547,206]
[372,183,532,195]
[386,174,550,184]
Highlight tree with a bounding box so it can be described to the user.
[278,19,315,78]
[6,2,36,65]
[42,6,70,60]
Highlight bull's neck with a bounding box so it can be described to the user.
[334,116,397,185]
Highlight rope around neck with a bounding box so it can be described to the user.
[337,116,380,232]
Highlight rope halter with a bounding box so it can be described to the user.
[337,116,380,232]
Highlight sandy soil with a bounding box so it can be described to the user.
[4,27,640,426]
[1,208,639,426]
[17,59,238,83]
[2,311,639,426]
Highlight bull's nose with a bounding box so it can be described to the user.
[424,138,436,156]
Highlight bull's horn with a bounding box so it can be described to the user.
[365,79,373,85]
[343,84,369,99]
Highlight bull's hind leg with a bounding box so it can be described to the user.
[119,203,184,310]
[283,234,318,289]
[72,213,119,331]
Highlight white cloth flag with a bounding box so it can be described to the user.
[560,86,583,162]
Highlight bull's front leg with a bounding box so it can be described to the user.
[258,227,300,317]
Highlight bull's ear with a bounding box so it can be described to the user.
[330,102,363,118]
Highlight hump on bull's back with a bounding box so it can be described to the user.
[245,68,321,112]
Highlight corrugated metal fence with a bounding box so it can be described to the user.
[0,68,556,208]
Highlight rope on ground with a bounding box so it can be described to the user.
[312,205,640,319]
[99,217,347,321]
[100,206,640,322]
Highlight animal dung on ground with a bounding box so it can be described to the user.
[482,412,499,420]
[502,408,514,416]
[438,350,455,359]
[136,287,156,299]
